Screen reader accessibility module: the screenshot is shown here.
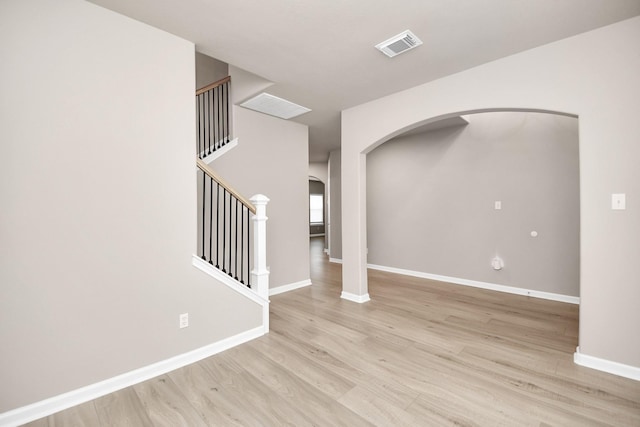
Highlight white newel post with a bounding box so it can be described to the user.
[250,194,270,302]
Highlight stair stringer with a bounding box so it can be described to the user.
[192,255,269,333]
[200,137,238,164]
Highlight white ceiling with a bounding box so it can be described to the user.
[88,0,640,162]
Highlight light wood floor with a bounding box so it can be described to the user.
[25,237,640,426]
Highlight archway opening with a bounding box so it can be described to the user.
[366,110,580,303]
[309,177,326,238]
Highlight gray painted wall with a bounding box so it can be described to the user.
[309,180,325,195]
[367,112,580,296]
[195,52,229,89]
[0,0,261,412]
[211,106,310,289]
[329,150,342,260]
[309,162,328,184]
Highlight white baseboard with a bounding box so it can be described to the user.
[367,263,580,305]
[0,326,265,427]
[574,347,640,381]
[310,233,325,237]
[329,258,343,264]
[269,279,312,296]
[341,291,371,304]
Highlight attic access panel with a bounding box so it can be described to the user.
[240,93,311,120]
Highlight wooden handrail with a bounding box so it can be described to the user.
[196,76,231,96]
[196,159,256,213]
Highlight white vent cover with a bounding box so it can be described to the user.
[240,92,311,120]
[375,30,423,58]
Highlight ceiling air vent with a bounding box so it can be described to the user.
[240,92,311,120]
[375,30,423,58]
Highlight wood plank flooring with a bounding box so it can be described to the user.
[24,237,640,426]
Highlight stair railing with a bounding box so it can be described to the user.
[196,76,231,160]
[195,78,269,300]
[196,160,269,299]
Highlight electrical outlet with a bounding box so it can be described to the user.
[179,313,189,328]
[612,193,626,210]
[494,201,502,210]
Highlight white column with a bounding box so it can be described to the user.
[250,194,270,301]
[341,151,370,303]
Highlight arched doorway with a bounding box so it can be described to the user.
[366,111,580,301]
[341,108,580,306]
[309,177,326,237]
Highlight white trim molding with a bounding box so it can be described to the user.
[574,347,640,381]
[367,264,580,305]
[192,255,268,306]
[201,137,238,164]
[0,326,265,427]
[341,291,371,304]
[270,279,312,296]
[329,258,343,264]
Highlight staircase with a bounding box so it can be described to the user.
[193,77,270,330]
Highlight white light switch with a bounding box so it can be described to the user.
[612,193,626,210]
[494,201,502,210]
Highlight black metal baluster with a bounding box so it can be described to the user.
[203,92,211,156]
[220,83,226,146]
[208,177,213,264]
[211,89,220,151]
[196,95,201,159]
[225,81,230,143]
[211,87,216,151]
[228,194,233,277]
[215,88,220,152]
[201,171,206,260]
[210,87,215,152]
[247,208,251,288]
[211,88,215,153]
[222,188,227,273]
[240,204,244,284]
[202,93,206,156]
[203,91,207,156]
[234,199,239,280]
[215,183,220,269]
[216,85,220,149]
